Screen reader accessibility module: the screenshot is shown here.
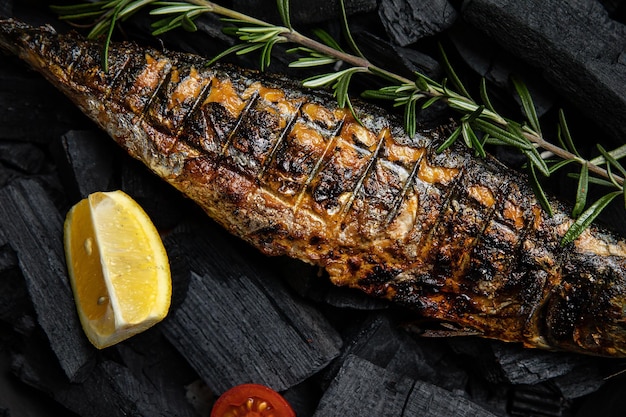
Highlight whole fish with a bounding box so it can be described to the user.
[2,19,626,357]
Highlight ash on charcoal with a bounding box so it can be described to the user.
[462,0,626,146]
[0,178,96,383]
[161,221,342,394]
[314,354,497,417]
[378,0,458,47]
[52,130,116,201]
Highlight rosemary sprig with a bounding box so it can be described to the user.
[52,0,626,243]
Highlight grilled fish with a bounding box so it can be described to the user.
[2,19,626,357]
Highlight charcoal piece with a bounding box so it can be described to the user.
[0,57,88,142]
[118,157,191,230]
[462,0,626,145]
[0,142,44,174]
[490,342,582,385]
[313,355,497,417]
[0,178,96,382]
[0,346,77,417]
[12,344,198,417]
[52,130,116,201]
[0,0,12,18]
[378,0,458,46]
[160,220,342,394]
[114,328,201,402]
[354,31,442,79]
[322,313,469,393]
[233,0,377,25]
[447,22,556,118]
[508,384,567,417]
[551,361,605,399]
[163,269,341,394]
[0,244,30,323]
[0,163,19,188]
[575,377,626,417]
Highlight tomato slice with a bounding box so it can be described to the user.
[210,383,296,417]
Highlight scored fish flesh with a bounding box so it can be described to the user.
[2,19,626,357]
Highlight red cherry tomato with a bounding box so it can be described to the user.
[210,383,296,417]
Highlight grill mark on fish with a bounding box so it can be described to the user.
[103,52,132,100]
[174,70,214,139]
[337,126,388,229]
[138,63,175,125]
[384,147,426,226]
[4,19,626,357]
[220,90,259,156]
[293,117,345,211]
[257,102,304,180]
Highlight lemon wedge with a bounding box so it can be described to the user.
[64,190,171,349]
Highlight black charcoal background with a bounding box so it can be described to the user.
[1,0,626,416]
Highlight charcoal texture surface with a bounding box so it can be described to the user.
[53,130,115,200]
[161,223,342,394]
[0,179,96,383]
[463,0,626,145]
[314,355,498,417]
[379,0,458,46]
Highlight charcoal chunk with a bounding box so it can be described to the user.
[313,355,497,416]
[462,0,626,145]
[163,268,341,394]
[355,32,442,79]
[118,158,191,230]
[490,342,582,385]
[233,0,377,25]
[447,22,556,118]
[508,383,567,417]
[12,343,198,417]
[0,142,45,174]
[379,0,458,46]
[551,361,605,399]
[0,244,30,323]
[0,57,88,142]
[52,130,116,201]
[161,221,342,394]
[322,313,469,393]
[0,178,96,382]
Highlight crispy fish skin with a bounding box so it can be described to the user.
[3,19,626,357]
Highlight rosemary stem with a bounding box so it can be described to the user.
[286,30,371,69]
[524,131,624,186]
[187,0,273,27]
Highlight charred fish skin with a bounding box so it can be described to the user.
[3,19,626,357]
